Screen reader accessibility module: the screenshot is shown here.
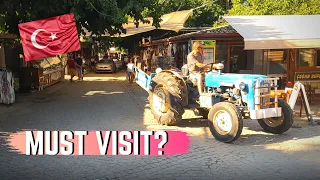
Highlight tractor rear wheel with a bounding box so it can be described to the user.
[149,72,185,125]
[258,98,293,134]
[208,102,243,143]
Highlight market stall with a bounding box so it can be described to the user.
[141,42,186,74]
[20,56,64,92]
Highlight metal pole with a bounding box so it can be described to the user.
[274,78,278,108]
[255,78,261,110]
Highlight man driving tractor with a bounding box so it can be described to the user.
[187,41,219,94]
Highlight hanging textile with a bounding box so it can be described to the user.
[173,44,177,56]
[0,69,15,105]
[167,43,172,57]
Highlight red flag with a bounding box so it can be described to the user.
[18,13,81,61]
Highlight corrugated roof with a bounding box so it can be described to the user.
[144,25,240,46]
[169,25,238,40]
[196,25,237,34]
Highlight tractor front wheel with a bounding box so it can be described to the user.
[208,102,243,143]
[258,99,293,134]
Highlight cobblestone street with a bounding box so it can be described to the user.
[0,72,319,180]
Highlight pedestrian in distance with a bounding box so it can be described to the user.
[75,54,84,81]
[65,55,77,82]
[90,56,96,72]
[126,59,135,83]
[81,56,86,79]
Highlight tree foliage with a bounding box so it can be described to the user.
[143,0,227,27]
[0,0,162,37]
[228,0,320,15]
[0,0,231,39]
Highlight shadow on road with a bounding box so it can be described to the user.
[177,118,209,128]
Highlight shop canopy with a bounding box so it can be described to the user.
[84,10,193,38]
[120,10,193,37]
[223,15,320,50]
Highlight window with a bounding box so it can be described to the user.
[215,44,228,73]
[265,49,287,75]
[215,44,228,64]
[230,45,246,73]
[296,49,320,68]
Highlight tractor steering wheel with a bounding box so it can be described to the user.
[200,63,214,72]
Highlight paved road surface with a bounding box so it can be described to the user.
[0,72,319,180]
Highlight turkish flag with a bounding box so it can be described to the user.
[18,13,81,61]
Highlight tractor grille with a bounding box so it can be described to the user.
[254,78,279,110]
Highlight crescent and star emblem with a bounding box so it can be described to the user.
[31,29,57,49]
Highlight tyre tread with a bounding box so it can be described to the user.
[258,99,293,134]
[149,72,185,125]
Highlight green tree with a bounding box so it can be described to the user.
[227,0,320,15]
[143,0,227,27]
[0,0,163,37]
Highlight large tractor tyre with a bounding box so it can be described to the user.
[149,72,185,126]
[208,102,243,143]
[258,98,293,134]
[194,108,210,119]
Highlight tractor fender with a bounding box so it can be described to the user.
[154,70,188,107]
[158,70,187,88]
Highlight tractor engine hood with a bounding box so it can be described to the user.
[205,72,268,88]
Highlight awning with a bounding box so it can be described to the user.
[223,15,320,50]
[84,10,193,38]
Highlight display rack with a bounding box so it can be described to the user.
[20,56,64,92]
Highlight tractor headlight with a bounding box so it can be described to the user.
[239,82,246,91]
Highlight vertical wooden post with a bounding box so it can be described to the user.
[0,43,6,68]
[291,49,296,83]
[286,49,289,85]
[227,44,230,73]
[262,50,265,74]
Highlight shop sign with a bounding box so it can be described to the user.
[295,71,320,82]
[264,50,285,62]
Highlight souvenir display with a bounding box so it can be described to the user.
[141,42,189,73]
[19,56,64,92]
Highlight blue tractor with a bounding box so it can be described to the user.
[135,63,293,143]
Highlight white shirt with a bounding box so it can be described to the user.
[127,63,135,72]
